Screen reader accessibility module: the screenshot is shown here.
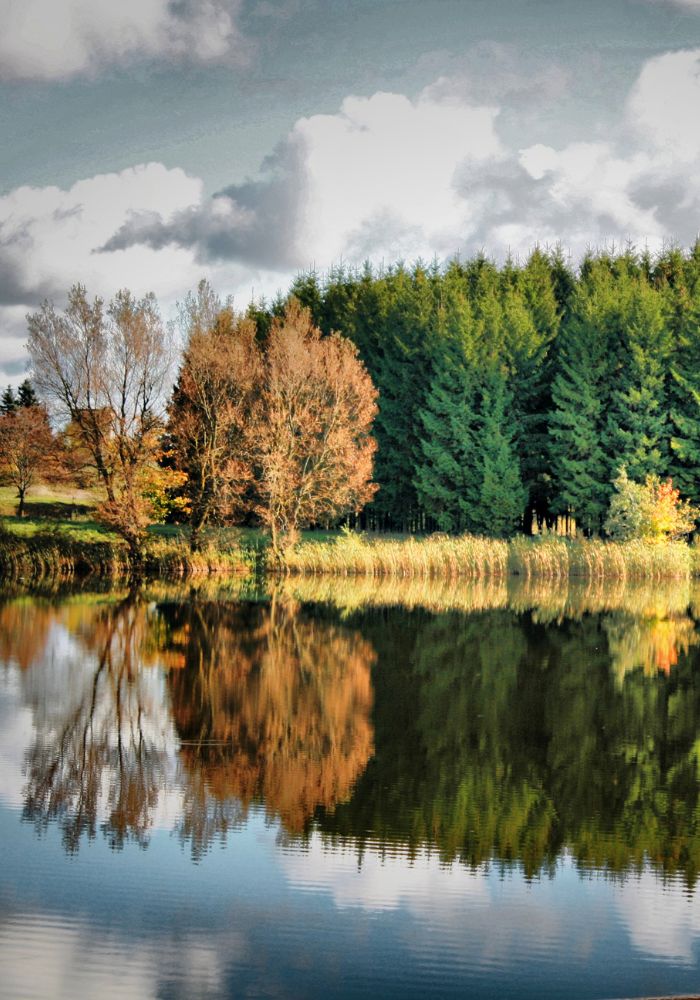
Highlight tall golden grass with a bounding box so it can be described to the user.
[0,525,253,583]
[282,531,694,582]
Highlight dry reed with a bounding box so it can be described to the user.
[283,531,693,582]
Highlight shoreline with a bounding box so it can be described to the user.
[0,526,697,584]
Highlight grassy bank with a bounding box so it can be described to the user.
[1,488,698,582]
[0,522,254,582]
[283,531,697,581]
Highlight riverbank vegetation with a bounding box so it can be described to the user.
[3,243,700,578]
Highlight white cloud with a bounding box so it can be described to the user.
[295,91,504,264]
[0,0,246,81]
[627,47,700,162]
[0,162,204,302]
[2,46,700,381]
[614,870,700,963]
[100,52,700,279]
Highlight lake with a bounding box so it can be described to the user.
[1,575,700,999]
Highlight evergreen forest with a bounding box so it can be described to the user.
[262,244,700,537]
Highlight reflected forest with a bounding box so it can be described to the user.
[4,583,700,887]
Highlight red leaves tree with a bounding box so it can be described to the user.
[168,281,261,552]
[253,299,378,558]
[0,404,56,517]
[169,295,378,557]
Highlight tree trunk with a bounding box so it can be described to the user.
[127,536,145,579]
[16,487,26,518]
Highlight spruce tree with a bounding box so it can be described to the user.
[549,262,617,534]
[606,276,670,481]
[413,282,479,532]
[368,264,437,530]
[670,281,700,499]
[0,385,17,415]
[518,250,564,528]
[473,366,526,537]
[17,379,38,409]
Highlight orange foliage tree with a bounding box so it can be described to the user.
[0,403,56,517]
[168,281,262,551]
[252,299,378,559]
[168,294,379,557]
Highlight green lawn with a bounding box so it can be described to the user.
[0,485,352,550]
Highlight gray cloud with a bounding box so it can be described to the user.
[100,135,308,270]
[0,357,29,378]
[0,0,248,82]
[418,43,572,110]
[0,246,51,307]
[628,173,700,243]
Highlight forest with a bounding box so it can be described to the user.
[3,243,700,562]
[278,243,700,538]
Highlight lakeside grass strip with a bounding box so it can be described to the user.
[283,532,694,581]
[0,522,696,582]
[0,525,253,582]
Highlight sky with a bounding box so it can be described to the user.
[1,0,700,380]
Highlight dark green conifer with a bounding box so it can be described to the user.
[473,366,526,537]
[414,281,479,531]
[670,282,700,499]
[16,379,38,409]
[606,276,670,480]
[549,262,617,534]
[0,385,17,415]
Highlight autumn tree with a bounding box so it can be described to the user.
[252,299,378,559]
[604,468,698,542]
[0,403,55,516]
[168,281,261,551]
[27,284,179,565]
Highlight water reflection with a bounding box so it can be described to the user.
[20,598,172,852]
[163,597,375,854]
[1,579,699,887]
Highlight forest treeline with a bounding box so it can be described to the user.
[272,244,700,536]
[5,243,700,560]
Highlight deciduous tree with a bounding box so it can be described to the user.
[252,299,378,559]
[169,281,262,551]
[27,284,179,565]
[0,403,55,517]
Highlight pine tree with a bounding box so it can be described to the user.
[0,385,17,416]
[549,262,618,534]
[473,366,526,537]
[606,276,670,481]
[413,282,479,532]
[670,282,700,500]
[17,379,39,409]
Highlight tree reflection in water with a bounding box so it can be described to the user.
[163,595,375,856]
[3,578,700,884]
[20,596,170,853]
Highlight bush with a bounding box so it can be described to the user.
[604,468,699,542]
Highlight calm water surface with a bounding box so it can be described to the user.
[2,575,700,999]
